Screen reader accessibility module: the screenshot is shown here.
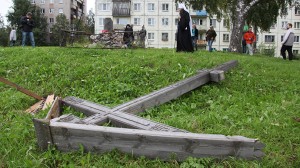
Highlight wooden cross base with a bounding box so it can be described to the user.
[33,60,265,161]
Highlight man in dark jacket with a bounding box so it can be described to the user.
[20,12,35,47]
[176,3,193,52]
[206,26,217,52]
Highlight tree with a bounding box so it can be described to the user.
[50,14,70,46]
[7,0,48,46]
[0,14,9,46]
[85,9,95,34]
[182,0,298,52]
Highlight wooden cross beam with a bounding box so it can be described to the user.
[33,60,265,161]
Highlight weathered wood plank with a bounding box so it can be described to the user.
[32,119,53,150]
[49,122,264,160]
[209,70,225,82]
[63,96,111,116]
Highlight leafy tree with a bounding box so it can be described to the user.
[50,14,70,46]
[0,14,9,46]
[85,9,95,34]
[182,0,298,52]
[7,0,48,46]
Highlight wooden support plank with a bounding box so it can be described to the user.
[81,113,109,125]
[63,96,111,116]
[45,97,62,120]
[113,60,238,114]
[32,119,53,150]
[49,122,264,160]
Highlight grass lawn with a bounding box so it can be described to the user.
[0,47,299,167]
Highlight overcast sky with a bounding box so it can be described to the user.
[0,0,95,25]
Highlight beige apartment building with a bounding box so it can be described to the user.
[94,0,299,57]
[31,0,86,33]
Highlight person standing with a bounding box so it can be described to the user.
[20,12,35,47]
[139,25,147,48]
[191,24,199,51]
[281,23,295,60]
[176,3,193,52]
[123,24,134,48]
[243,27,256,55]
[9,27,17,47]
[206,26,217,52]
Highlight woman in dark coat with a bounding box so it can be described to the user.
[123,24,134,48]
[176,4,194,52]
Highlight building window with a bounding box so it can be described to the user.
[265,35,275,43]
[134,18,141,26]
[175,18,179,25]
[50,0,54,4]
[49,18,54,24]
[223,19,229,28]
[293,50,299,55]
[162,18,169,26]
[148,18,155,26]
[41,8,45,14]
[116,18,128,25]
[40,0,45,4]
[295,8,300,15]
[49,8,54,14]
[99,18,104,26]
[148,3,155,11]
[162,33,168,41]
[98,3,110,11]
[295,36,300,43]
[133,3,141,11]
[294,22,300,29]
[223,34,229,42]
[58,8,63,14]
[31,0,35,4]
[281,21,288,28]
[270,23,276,29]
[49,28,52,33]
[192,18,203,25]
[162,4,169,12]
[210,19,216,28]
[148,32,154,40]
[59,0,63,4]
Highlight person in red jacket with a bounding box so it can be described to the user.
[243,27,256,55]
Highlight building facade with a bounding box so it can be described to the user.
[94,0,299,56]
[31,0,86,33]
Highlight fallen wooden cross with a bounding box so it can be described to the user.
[33,60,265,161]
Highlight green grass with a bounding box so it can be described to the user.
[0,47,299,167]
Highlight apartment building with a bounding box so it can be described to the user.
[95,0,299,56]
[31,0,86,33]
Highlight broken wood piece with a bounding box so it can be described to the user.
[42,94,55,110]
[25,100,44,113]
[45,97,62,120]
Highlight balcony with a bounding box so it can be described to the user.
[112,1,131,17]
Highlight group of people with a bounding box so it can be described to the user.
[242,23,294,60]
[176,3,217,53]
[9,12,35,47]
[12,9,295,60]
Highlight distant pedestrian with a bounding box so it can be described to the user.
[243,27,256,55]
[9,27,17,46]
[281,23,295,60]
[139,25,147,48]
[123,24,134,48]
[20,12,35,47]
[176,3,193,52]
[191,24,199,51]
[206,26,217,52]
